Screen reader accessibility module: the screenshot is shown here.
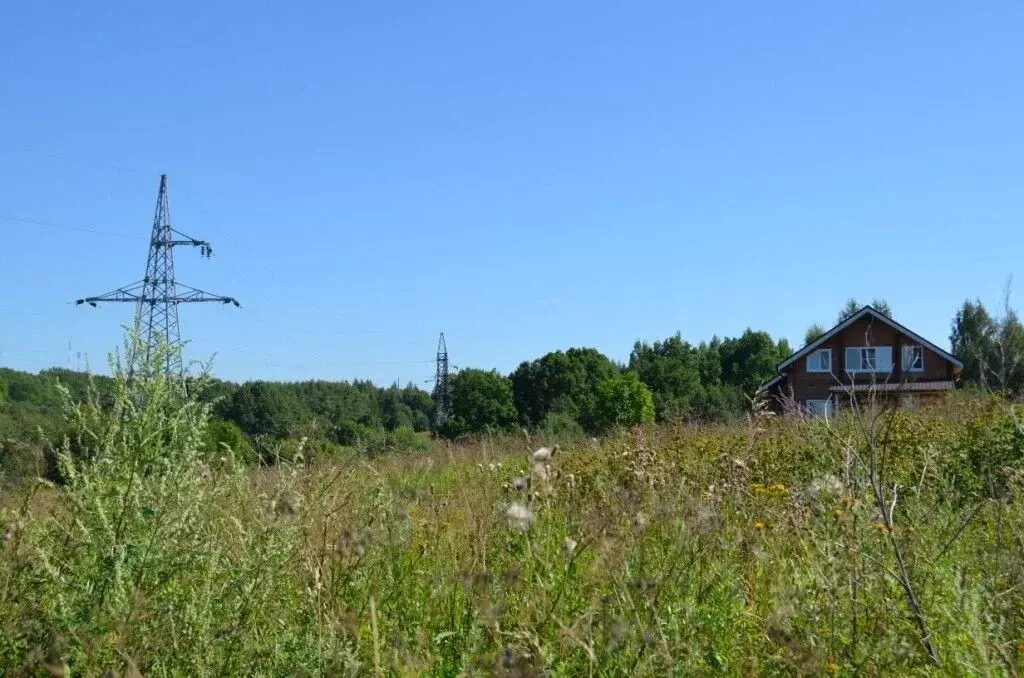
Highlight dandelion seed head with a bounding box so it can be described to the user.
[532,444,560,463]
[506,503,535,532]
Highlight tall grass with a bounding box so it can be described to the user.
[1,342,1023,675]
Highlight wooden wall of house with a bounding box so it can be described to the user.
[783,315,956,403]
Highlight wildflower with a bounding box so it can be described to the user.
[562,536,577,555]
[771,483,788,493]
[754,521,765,530]
[826,660,839,674]
[833,508,843,520]
[487,463,496,472]
[506,503,536,532]
[531,462,549,483]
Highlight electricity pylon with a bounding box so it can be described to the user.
[77,174,239,376]
[432,332,453,428]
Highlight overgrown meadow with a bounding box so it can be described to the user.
[2,346,1023,675]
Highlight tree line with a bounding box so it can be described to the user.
[2,293,1023,473]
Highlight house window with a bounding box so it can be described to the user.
[805,398,834,417]
[845,346,893,373]
[807,349,831,372]
[902,346,924,372]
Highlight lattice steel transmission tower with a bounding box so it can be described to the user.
[77,174,239,376]
[433,333,453,428]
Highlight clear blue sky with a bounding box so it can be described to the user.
[2,2,1022,386]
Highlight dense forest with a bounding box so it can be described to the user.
[3,295,1024,484]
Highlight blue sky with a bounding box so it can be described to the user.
[1,2,1022,386]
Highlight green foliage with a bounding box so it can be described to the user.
[205,418,251,459]
[511,348,620,432]
[717,329,791,396]
[217,380,308,438]
[630,331,786,424]
[4,377,1022,674]
[629,334,704,420]
[594,371,655,432]
[804,323,826,345]
[838,296,892,323]
[0,334,336,673]
[951,297,1024,395]
[441,368,518,438]
[539,411,585,441]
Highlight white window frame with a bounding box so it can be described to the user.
[806,348,832,373]
[902,345,924,373]
[805,397,834,417]
[844,346,893,373]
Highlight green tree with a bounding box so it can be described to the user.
[594,371,655,432]
[510,348,619,431]
[804,323,826,345]
[951,295,1024,395]
[718,329,791,396]
[217,381,307,439]
[441,368,518,437]
[629,334,704,421]
[838,297,892,323]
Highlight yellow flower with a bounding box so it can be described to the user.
[771,483,788,493]
[833,508,843,520]
[753,521,765,530]
[826,660,839,674]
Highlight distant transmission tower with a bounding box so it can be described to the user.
[77,174,239,376]
[433,332,453,428]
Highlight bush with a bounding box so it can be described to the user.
[0,439,48,488]
[539,411,585,441]
[387,425,431,453]
[205,418,252,459]
[0,334,330,673]
[593,371,655,433]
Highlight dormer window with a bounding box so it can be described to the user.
[902,345,924,372]
[807,349,831,372]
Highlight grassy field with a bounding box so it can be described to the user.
[2,368,1023,675]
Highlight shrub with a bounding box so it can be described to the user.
[539,411,585,441]
[594,371,656,432]
[387,424,430,453]
[205,418,251,459]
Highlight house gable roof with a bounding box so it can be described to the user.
[777,306,964,373]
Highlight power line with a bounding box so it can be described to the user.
[0,214,140,239]
[0,143,155,176]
